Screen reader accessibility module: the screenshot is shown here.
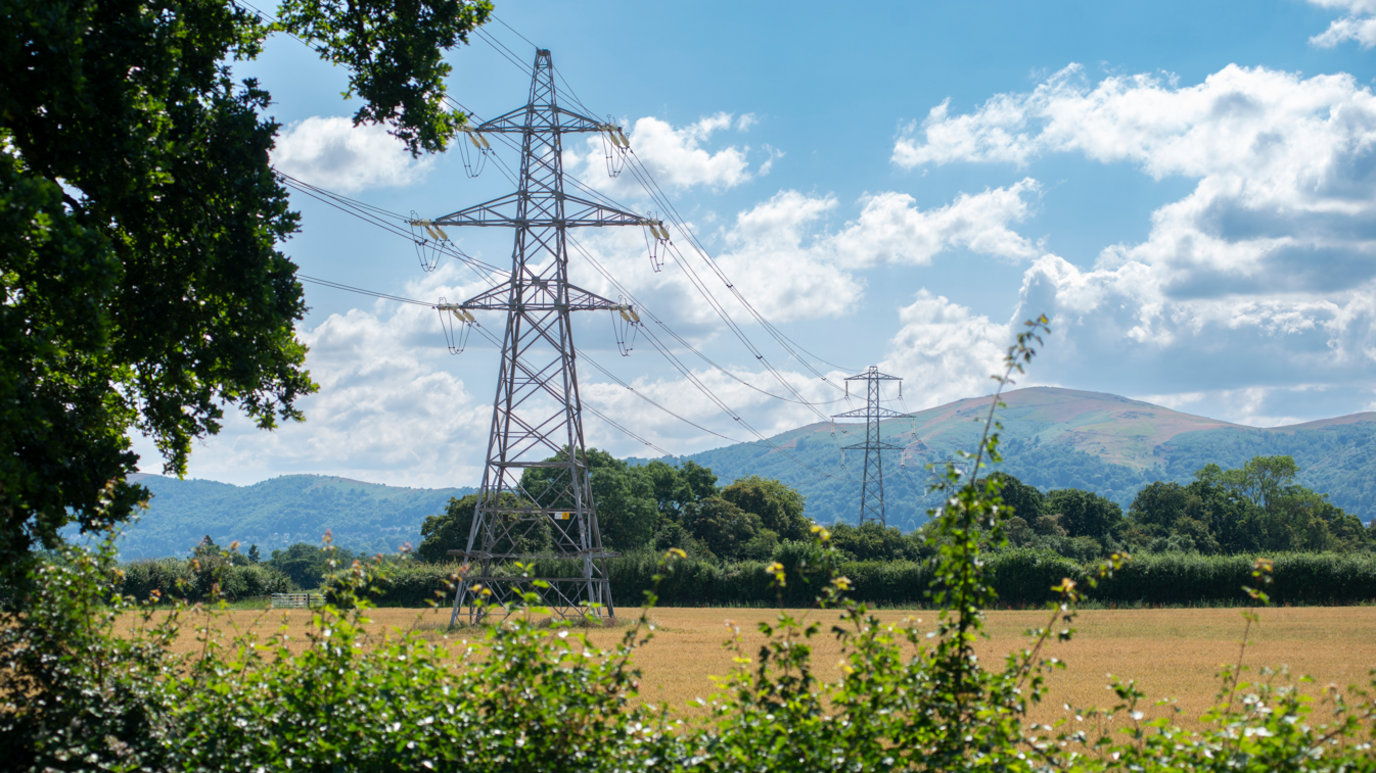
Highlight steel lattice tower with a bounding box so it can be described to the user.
[420,50,657,624]
[832,367,905,527]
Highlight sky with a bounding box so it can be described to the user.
[134,0,1376,488]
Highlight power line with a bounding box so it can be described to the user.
[274,172,509,282]
[564,232,847,408]
[250,13,863,483]
[298,275,434,306]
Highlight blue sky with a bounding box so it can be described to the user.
[138,0,1376,487]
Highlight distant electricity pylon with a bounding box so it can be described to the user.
[832,366,906,527]
[416,50,661,624]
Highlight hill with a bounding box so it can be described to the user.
[112,474,475,559]
[114,388,1376,557]
[671,387,1376,532]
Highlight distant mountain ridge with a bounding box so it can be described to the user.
[116,473,474,559]
[672,387,1376,532]
[117,387,1375,557]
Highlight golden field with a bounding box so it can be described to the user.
[127,605,1376,728]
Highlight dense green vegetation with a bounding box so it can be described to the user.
[1159,422,1376,517]
[0,0,491,588]
[329,549,1376,608]
[993,455,1375,559]
[125,451,1371,603]
[108,399,1375,561]
[417,452,808,562]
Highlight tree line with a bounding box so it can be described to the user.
[111,451,1370,598]
[414,450,1373,571]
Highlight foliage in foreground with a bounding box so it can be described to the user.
[0,0,491,588]
[4,317,1376,771]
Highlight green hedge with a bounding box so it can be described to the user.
[1096,551,1376,605]
[119,559,291,602]
[328,550,1376,608]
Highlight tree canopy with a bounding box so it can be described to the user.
[1127,455,1372,554]
[719,475,810,542]
[981,456,1373,559]
[0,0,491,579]
[415,454,810,562]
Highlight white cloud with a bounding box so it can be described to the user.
[893,63,1376,404]
[893,63,1376,184]
[137,262,505,487]
[1309,0,1376,48]
[571,113,768,194]
[880,291,1012,409]
[272,116,435,193]
[571,181,1042,326]
[829,180,1042,267]
[1011,251,1376,409]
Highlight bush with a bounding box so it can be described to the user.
[119,558,290,602]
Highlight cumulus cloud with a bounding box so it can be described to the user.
[570,113,773,195]
[137,262,506,487]
[829,180,1042,267]
[272,116,435,193]
[571,180,1042,326]
[892,63,1376,414]
[1309,0,1376,48]
[880,291,1011,408]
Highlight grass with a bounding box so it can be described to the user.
[120,604,1376,730]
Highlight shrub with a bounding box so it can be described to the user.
[119,558,290,602]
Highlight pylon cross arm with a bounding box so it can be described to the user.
[831,407,910,419]
[432,193,652,229]
[474,105,607,134]
[453,281,620,312]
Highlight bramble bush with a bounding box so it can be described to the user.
[3,316,1376,771]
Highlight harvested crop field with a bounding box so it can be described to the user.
[127,605,1376,728]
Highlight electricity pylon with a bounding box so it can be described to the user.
[417,50,659,624]
[832,366,906,527]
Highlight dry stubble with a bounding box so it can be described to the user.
[123,604,1376,729]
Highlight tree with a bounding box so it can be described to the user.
[683,496,764,560]
[641,459,717,522]
[988,472,1044,523]
[1231,455,1301,509]
[1045,488,1122,540]
[720,476,810,542]
[829,521,917,562]
[518,448,660,553]
[0,0,491,584]
[267,542,355,590]
[590,460,659,553]
[1128,481,1197,530]
[416,492,547,563]
[1125,456,1373,554]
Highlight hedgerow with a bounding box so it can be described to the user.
[119,558,291,602]
[328,548,1376,608]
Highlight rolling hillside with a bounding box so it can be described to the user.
[113,387,1375,557]
[674,387,1376,532]
[112,474,475,559]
